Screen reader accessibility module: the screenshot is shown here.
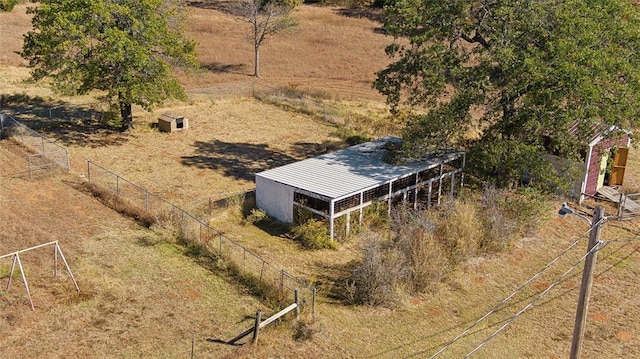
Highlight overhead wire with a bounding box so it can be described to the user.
[428,221,599,358]
[464,240,603,357]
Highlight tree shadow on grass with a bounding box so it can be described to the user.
[180,139,342,181]
[311,260,358,305]
[335,6,384,23]
[1,94,129,148]
[201,61,247,75]
[188,0,238,15]
[181,140,298,181]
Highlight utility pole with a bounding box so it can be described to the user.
[570,205,604,359]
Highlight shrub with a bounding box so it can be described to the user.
[435,198,483,263]
[292,320,321,341]
[347,232,405,306]
[292,219,336,250]
[333,213,364,242]
[0,0,18,12]
[363,200,390,230]
[394,222,451,293]
[244,208,269,225]
[479,186,546,252]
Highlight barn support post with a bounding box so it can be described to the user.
[427,181,433,209]
[387,181,393,214]
[346,212,350,237]
[329,200,335,240]
[450,173,455,196]
[414,173,419,209]
[437,164,443,204]
[359,192,364,225]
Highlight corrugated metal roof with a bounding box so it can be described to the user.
[256,137,463,200]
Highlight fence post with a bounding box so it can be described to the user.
[252,309,262,345]
[65,149,70,172]
[144,190,149,210]
[116,176,120,198]
[28,156,32,180]
[294,289,300,320]
[41,137,45,154]
[312,287,316,319]
[87,161,91,182]
[219,234,223,255]
[618,192,624,220]
[279,270,285,298]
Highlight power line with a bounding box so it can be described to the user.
[602,236,640,244]
[464,242,602,357]
[428,225,596,358]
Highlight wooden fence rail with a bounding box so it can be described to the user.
[228,289,300,345]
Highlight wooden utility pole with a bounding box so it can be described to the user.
[570,205,604,359]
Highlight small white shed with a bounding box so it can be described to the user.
[255,137,465,239]
[158,113,188,132]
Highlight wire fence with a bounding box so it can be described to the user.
[188,81,350,126]
[0,114,70,179]
[86,160,316,310]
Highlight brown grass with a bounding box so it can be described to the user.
[2,2,640,358]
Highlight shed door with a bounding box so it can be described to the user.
[597,151,609,189]
[610,147,629,186]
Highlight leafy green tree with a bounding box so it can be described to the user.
[20,0,198,131]
[235,0,298,78]
[375,0,640,189]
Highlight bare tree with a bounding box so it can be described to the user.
[235,0,297,78]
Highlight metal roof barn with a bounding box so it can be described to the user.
[255,137,465,240]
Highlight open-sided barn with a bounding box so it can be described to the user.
[255,137,465,239]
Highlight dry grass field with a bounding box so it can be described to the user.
[2,2,640,359]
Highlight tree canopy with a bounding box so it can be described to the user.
[374,0,640,189]
[235,0,298,78]
[20,0,198,131]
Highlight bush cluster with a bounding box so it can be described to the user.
[0,0,18,12]
[347,188,547,306]
[292,218,337,250]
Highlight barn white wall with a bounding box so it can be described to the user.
[256,176,294,223]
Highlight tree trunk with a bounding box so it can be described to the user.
[254,44,260,78]
[119,101,133,132]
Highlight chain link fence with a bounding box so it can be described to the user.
[86,160,316,311]
[0,114,70,178]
